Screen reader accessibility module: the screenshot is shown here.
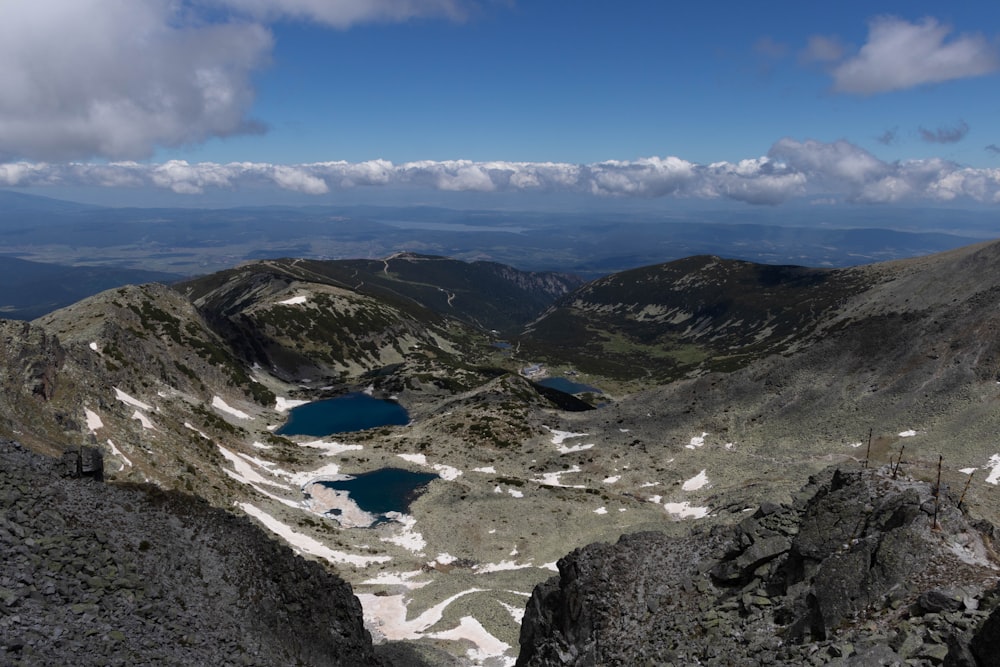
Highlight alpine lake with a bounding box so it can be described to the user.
[278,394,437,523]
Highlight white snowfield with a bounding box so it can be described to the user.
[299,439,364,456]
[531,466,585,488]
[274,396,309,412]
[302,482,377,528]
[397,453,463,481]
[557,443,594,455]
[217,445,291,492]
[114,387,152,411]
[84,408,103,432]
[131,410,156,430]
[212,396,250,420]
[237,503,391,567]
[685,432,708,449]
[277,295,309,306]
[184,422,211,440]
[545,427,588,445]
[380,512,427,553]
[106,439,132,469]
[986,455,1000,485]
[682,469,709,491]
[662,501,711,519]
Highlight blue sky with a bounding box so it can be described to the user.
[2,1,1000,208]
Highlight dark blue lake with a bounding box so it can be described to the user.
[315,468,439,521]
[537,377,602,395]
[276,393,409,436]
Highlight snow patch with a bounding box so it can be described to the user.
[475,559,535,574]
[88,341,99,352]
[557,443,594,454]
[84,409,103,433]
[380,512,426,553]
[300,439,364,456]
[986,455,1000,485]
[432,553,458,566]
[472,466,496,474]
[303,482,378,528]
[425,616,513,666]
[960,467,978,475]
[298,439,363,456]
[238,503,390,567]
[361,570,429,589]
[593,507,607,515]
[397,453,427,465]
[183,422,210,440]
[106,439,131,469]
[682,469,709,491]
[275,396,309,412]
[499,601,525,624]
[507,488,524,498]
[433,464,462,481]
[277,295,308,305]
[602,475,621,484]
[131,410,155,430]
[532,466,585,488]
[685,432,708,449]
[663,502,710,519]
[114,387,152,411]
[357,589,482,642]
[545,426,588,445]
[290,463,344,487]
[217,445,290,491]
[212,396,250,420]
[898,429,917,438]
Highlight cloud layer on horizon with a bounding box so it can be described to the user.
[3,139,1000,206]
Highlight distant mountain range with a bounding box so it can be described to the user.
[1,190,992,294]
[0,256,182,320]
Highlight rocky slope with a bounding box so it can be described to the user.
[522,239,1000,387]
[0,439,383,666]
[517,464,1000,666]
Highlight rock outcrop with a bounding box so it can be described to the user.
[0,439,384,666]
[517,465,1000,666]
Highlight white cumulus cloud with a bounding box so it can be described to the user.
[0,0,475,162]
[0,0,272,161]
[831,16,999,94]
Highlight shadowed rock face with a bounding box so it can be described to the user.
[517,465,1000,666]
[0,439,385,667]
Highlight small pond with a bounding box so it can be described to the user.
[536,377,603,395]
[305,467,439,526]
[276,393,409,436]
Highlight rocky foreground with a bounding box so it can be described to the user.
[0,439,384,667]
[518,465,1000,666]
